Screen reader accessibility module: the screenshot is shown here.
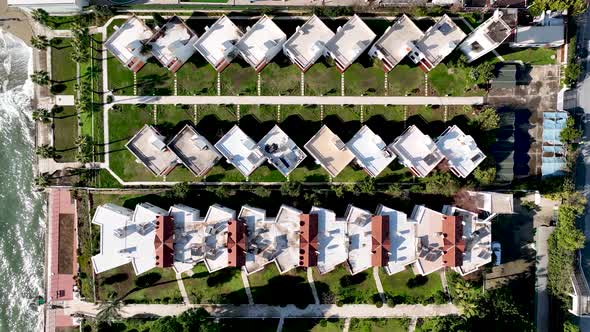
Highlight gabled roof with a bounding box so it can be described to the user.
[227,218,247,267]
[154,215,174,268]
[299,213,319,267]
[442,215,466,267]
[371,215,391,267]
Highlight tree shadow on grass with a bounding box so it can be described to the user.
[364,114,404,143]
[249,274,314,306]
[240,113,276,142]
[281,112,321,146]
[323,113,360,141]
[195,114,235,144]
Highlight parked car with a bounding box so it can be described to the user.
[492,241,502,266]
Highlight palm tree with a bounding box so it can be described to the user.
[32,108,51,123]
[139,43,153,57]
[30,35,49,50]
[31,9,50,26]
[35,145,55,158]
[30,71,50,86]
[34,174,50,188]
[96,299,122,324]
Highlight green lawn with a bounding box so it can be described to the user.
[344,58,385,96]
[80,33,104,162]
[53,106,78,162]
[182,265,248,304]
[50,38,77,95]
[260,55,301,96]
[106,20,135,95]
[96,264,182,303]
[499,47,556,65]
[313,265,379,304]
[388,64,425,96]
[176,57,217,96]
[136,60,173,96]
[305,60,341,96]
[247,265,314,305]
[429,63,484,97]
[108,105,159,182]
[221,60,258,95]
[282,319,344,332]
[378,267,444,304]
[350,318,410,332]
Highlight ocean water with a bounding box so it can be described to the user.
[0,31,45,331]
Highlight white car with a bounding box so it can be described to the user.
[492,241,501,266]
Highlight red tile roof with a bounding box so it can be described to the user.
[228,219,247,267]
[442,215,466,267]
[299,214,319,267]
[371,215,391,267]
[154,215,174,268]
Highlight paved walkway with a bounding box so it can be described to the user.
[62,300,460,319]
[535,226,554,332]
[373,267,386,303]
[307,268,320,305]
[241,270,254,305]
[38,159,102,175]
[343,317,351,332]
[110,95,484,106]
[175,273,190,306]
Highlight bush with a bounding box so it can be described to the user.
[336,300,344,307]
[106,95,113,103]
[406,275,429,288]
[320,319,328,327]
[375,300,383,308]
[135,272,161,288]
[386,298,396,307]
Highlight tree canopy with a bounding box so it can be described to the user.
[532,0,587,15]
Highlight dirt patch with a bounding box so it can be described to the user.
[58,214,75,274]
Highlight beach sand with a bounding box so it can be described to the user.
[0,0,34,46]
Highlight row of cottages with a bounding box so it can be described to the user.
[126,122,485,179]
[90,191,513,277]
[106,12,516,75]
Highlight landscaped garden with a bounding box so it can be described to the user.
[50,38,77,95]
[182,265,249,304]
[247,265,315,305]
[378,267,445,305]
[350,318,410,332]
[52,106,78,162]
[96,264,182,303]
[312,265,379,304]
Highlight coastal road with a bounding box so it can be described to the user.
[109,95,485,106]
[62,301,460,319]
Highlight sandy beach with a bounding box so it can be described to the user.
[0,0,34,46]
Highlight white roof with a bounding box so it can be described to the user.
[325,15,376,69]
[91,203,167,275]
[283,15,334,70]
[194,15,243,69]
[149,16,198,69]
[388,125,443,177]
[167,125,221,177]
[369,15,424,69]
[345,205,373,275]
[413,15,466,67]
[274,205,302,273]
[304,125,355,178]
[126,125,178,176]
[376,205,416,275]
[411,205,444,276]
[169,204,205,274]
[347,125,396,177]
[312,206,348,274]
[458,10,512,62]
[214,125,266,177]
[203,204,236,272]
[258,125,307,176]
[105,16,153,66]
[514,25,565,46]
[436,125,485,178]
[239,206,278,274]
[236,15,286,69]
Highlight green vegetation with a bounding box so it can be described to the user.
[86,308,219,332]
[429,58,485,97]
[261,57,302,96]
[313,265,379,304]
[500,48,556,65]
[52,106,78,162]
[344,61,385,96]
[176,58,217,96]
[97,265,182,303]
[247,266,314,306]
[221,61,258,95]
[305,61,341,96]
[531,0,586,15]
[388,64,424,95]
[560,117,582,143]
[50,38,77,95]
[282,319,344,332]
[350,318,410,332]
[379,267,445,305]
[182,265,248,304]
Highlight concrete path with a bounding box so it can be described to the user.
[372,267,386,303]
[408,317,418,332]
[276,316,284,332]
[62,300,460,319]
[535,226,554,332]
[55,95,75,106]
[110,95,484,106]
[307,268,320,305]
[343,317,351,332]
[241,270,254,305]
[175,273,190,306]
[38,159,102,175]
